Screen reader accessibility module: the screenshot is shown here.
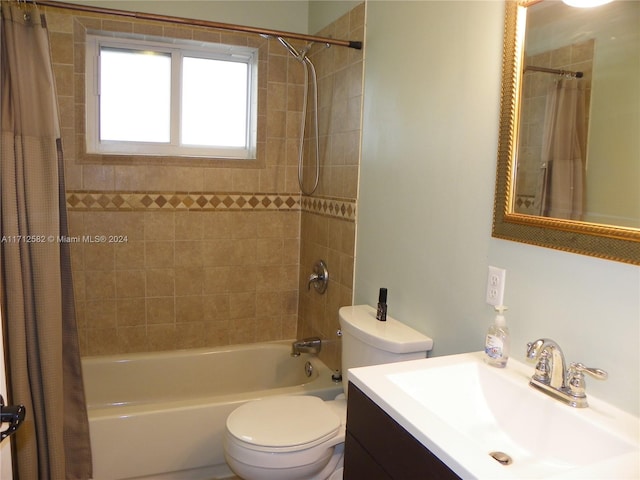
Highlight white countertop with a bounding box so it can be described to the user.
[348,352,640,479]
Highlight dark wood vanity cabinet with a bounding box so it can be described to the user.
[344,383,461,480]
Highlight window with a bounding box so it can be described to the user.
[85,34,258,159]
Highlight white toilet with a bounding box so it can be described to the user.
[223,305,434,480]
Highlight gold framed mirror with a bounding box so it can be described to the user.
[492,0,640,265]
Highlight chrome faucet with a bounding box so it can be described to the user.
[290,337,322,357]
[526,338,607,408]
[526,338,567,389]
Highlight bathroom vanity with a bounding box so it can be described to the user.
[344,352,640,480]
[344,383,459,479]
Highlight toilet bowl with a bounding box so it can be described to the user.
[224,396,346,480]
[223,305,433,480]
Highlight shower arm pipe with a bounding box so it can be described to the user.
[32,0,363,51]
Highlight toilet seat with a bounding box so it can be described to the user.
[224,396,346,478]
[226,396,342,453]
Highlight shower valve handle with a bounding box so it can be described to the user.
[307,260,329,294]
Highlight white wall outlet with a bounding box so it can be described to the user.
[486,266,506,306]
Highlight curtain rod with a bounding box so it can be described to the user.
[32,0,363,50]
[525,65,584,78]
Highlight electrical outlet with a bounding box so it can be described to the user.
[486,266,506,306]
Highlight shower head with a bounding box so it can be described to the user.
[276,36,314,63]
[277,37,301,59]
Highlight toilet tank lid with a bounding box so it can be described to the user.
[339,305,433,353]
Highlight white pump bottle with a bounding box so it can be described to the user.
[484,305,509,367]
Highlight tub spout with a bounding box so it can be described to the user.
[291,337,322,357]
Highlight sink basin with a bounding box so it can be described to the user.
[348,352,640,479]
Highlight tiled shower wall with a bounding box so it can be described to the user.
[46,3,363,357]
[297,5,364,372]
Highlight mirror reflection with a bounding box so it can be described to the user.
[513,0,639,229]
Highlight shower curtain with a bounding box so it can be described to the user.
[538,77,587,220]
[0,3,92,479]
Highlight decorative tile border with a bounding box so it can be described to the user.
[66,191,357,221]
[66,191,300,211]
[300,196,356,222]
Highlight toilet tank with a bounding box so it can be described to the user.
[339,305,433,393]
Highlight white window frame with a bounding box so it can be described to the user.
[85,33,258,159]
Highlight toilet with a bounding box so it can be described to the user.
[223,305,433,480]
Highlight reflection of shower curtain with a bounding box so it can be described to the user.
[0,4,92,478]
[538,78,587,220]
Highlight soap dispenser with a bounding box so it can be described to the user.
[484,305,509,368]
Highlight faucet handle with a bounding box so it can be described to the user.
[567,363,608,403]
[569,363,608,380]
[307,260,329,294]
[532,350,552,384]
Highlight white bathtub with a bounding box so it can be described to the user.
[83,341,343,480]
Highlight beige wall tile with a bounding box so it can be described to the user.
[203,294,230,322]
[102,19,133,33]
[115,241,145,270]
[203,168,234,191]
[85,299,116,328]
[226,266,257,293]
[175,322,206,349]
[46,11,74,33]
[84,243,114,270]
[203,322,229,346]
[147,324,177,351]
[175,212,204,240]
[175,267,204,296]
[228,318,256,345]
[145,212,175,241]
[84,270,115,299]
[53,63,74,96]
[58,96,74,129]
[83,165,115,190]
[86,328,118,355]
[203,266,231,295]
[134,22,164,37]
[257,238,284,265]
[116,270,146,298]
[175,241,204,267]
[117,326,148,352]
[50,32,74,64]
[146,298,175,325]
[146,269,175,297]
[229,292,256,320]
[145,242,174,268]
[117,298,146,327]
[176,296,204,323]
[114,166,146,191]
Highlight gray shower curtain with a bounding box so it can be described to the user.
[539,77,587,220]
[0,3,92,478]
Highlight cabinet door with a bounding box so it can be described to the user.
[345,383,460,480]
[344,432,392,480]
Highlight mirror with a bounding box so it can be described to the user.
[492,0,640,265]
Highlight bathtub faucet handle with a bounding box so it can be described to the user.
[307,260,329,294]
[291,337,322,357]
